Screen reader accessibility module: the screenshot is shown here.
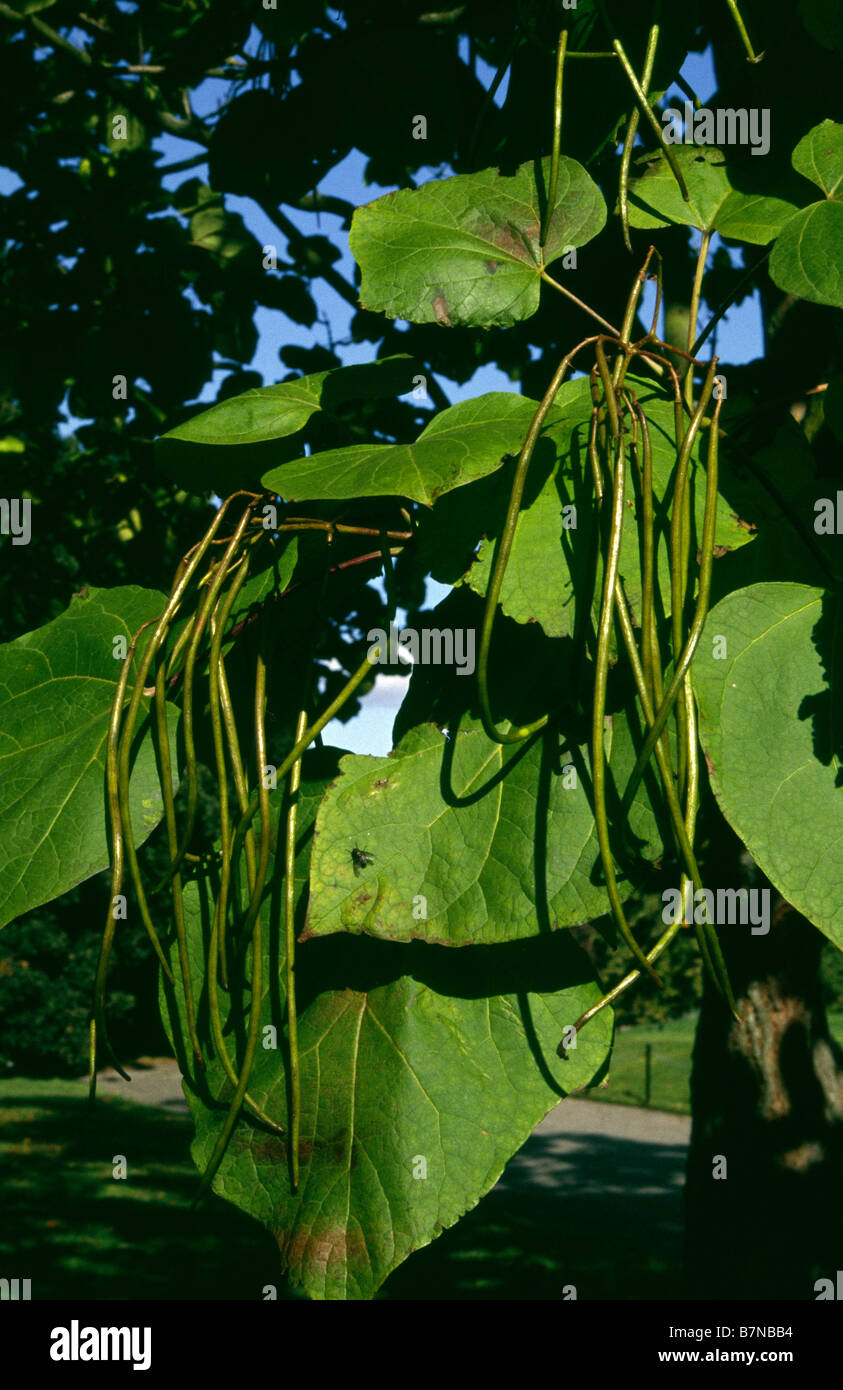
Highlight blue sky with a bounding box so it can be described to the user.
[1,29,764,755]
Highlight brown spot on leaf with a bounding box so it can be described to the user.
[432,291,451,326]
[245,1132,289,1162]
[483,259,499,274]
[490,220,536,261]
[277,1215,370,1280]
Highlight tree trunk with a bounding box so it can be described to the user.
[684,875,843,1300]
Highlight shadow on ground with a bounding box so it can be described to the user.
[380,1127,688,1300]
[2,1091,687,1300]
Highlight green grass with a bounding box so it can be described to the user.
[583,1010,843,1116]
[0,1076,300,1300]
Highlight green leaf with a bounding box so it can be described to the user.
[0,587,179,930]
[694,582,843,951]
[189,203,253,260]
[792,119,843,199]
[303,714,661,946]
[627,147,797,242]
[768,122,843,307]
[768,201,843,307]
[261,390,553,507]
[156,356,419,496]
[349,156,606,329]
[160,753,613,1300]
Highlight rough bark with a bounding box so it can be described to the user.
[684,862,843,1300]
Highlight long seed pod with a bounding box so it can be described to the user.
[629,398,659,710]
[284,708,308,1192]
[89,615,167,1100]
[194,605,280,1202]
[111,500,242,961]
[591,397,661,985]
[207,553,253,989]
[613,585,697,879]
[618,28,659,251]
[157,501,256,891]
[559,913,685,1056]
[154,655,203,1070]
[621,377,720,804]
[216,636,258,894]
[92,496,255,1095]
[234,609,275,951]
[620,360,719,809]
[229,642,385,863]
[540,28,568,248]
[202,578,282,1137]
[476,335,601,744]
[194,899,269,1207]
[609,28,690,202]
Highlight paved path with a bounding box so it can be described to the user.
[94,1057,190,1115]
[95,1057,691,1145]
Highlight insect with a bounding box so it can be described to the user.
[351,846,374,876]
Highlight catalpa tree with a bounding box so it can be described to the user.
[1,0,842,1302]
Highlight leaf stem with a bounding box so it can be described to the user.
[725,0,763,62]
[540,271,619,334]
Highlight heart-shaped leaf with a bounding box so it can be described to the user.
[792,118,843,199]
[261,390,552,507]
[303,714,661,946]
[156,356,419,496]
[349,156,606,328]
[694,581,843,950]
[769,120,843,307]
[159,749,613,1301]
[0,587,179,930]
[627,146,797,242]
[769,201,843,307]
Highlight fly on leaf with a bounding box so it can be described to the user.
[351,846,374,876]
